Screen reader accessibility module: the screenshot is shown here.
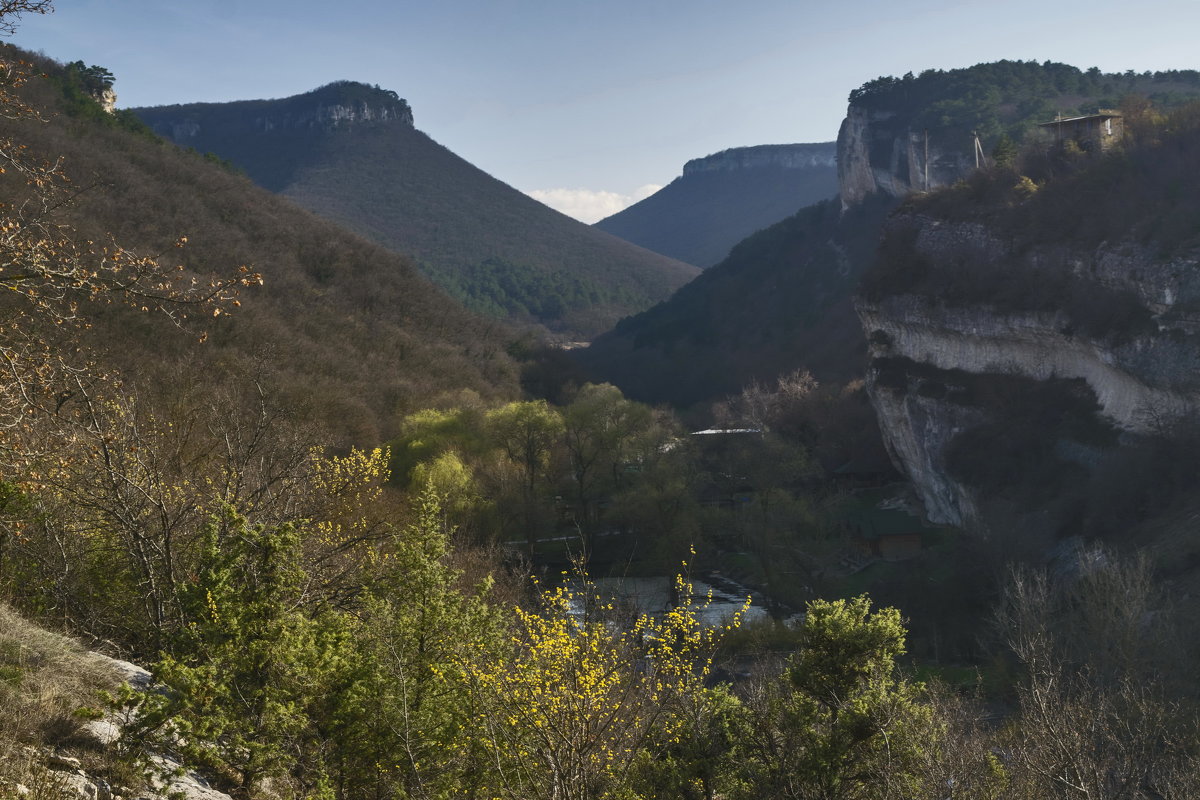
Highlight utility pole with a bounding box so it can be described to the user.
[924,128,929,190]
[973,130,985,169]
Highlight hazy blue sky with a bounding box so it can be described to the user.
[11,1,1200,221]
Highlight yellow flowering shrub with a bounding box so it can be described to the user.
[467,568,746,800]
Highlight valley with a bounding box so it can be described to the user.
[1,7,1200,797]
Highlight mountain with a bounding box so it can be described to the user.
[594,143,838,268]
[578,61,1200,409]
[133,83,699,338]
[576,196,895,408]
[2,48,522,444]
[858,104,1200,545]
[838,60,1200,205]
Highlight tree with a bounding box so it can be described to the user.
[466,570,746,800]
[65,60,114,94]
[0,1,49,36]
[740,595,932,799]
[561,383,655,551]
[485,400,563,554]
[8,379,389,651]
[991,134,1018,168]
[134,508,349,798]
[610,433,704,568]
[995,555,1200,799]
[329,489,506,799]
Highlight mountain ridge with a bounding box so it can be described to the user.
[595,142,838,268]
[134,84,698,338]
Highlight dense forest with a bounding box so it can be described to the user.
[134,84,699,338]
[850,59,1200,150]
[2,9,1200,799]
[579,195,897,408]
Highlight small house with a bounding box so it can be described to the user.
[1039,110,1124,153]
[845,504,924,562]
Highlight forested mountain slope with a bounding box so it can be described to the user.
[595,143,838,268]
[4,47,521,444]
[134,84,699,338]
[578,196,895,408]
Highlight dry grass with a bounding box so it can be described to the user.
[0,604,122,790]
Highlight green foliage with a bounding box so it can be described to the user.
[580,195,898,407]
[847,60,1200,157]
[48,59,156,138]
[991,134,1018,167]
[465,569,746,800]
[562,382,661,543]
[327,490,506,798]
[135,508,350,796]
[427,255,640,325]
[65,61,113,93]
[739,596,933,800]
[487,399,565,552]
[0,43,522,444]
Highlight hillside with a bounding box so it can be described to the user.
[2,47,521,444]
[858,103,1200,542]
[133,85,699,338]
[840,60,1200,204]
[577,195,896,408]
[594,143,838,268]
[578,60,1200,409]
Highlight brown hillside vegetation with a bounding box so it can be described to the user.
[0,46,521,445]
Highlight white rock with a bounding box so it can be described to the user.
[80,718,123,747]
[55,772,97,800]
[47,752,83,771]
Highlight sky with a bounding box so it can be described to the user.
[10,0,1200,222]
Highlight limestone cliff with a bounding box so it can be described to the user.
[682,142,836,176]
[97,87,116,114]
[857,209,1200,527]
[832,62,1200,209]
[134,81,414,145]
[836,106,972,207]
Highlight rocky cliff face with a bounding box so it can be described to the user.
[836,106,973,207]
[135,81,414,144]
[682,142,836,175]
[97,87,116,114]
[249,97,413,134]
[857,213,1200,526]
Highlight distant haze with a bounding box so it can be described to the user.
[11,0,1200,221]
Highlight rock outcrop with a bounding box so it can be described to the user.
[97,87,116,114]
[836,106,973,207]
[682,142,836,175]
[134,81,414,144]
[857,211,1200,526]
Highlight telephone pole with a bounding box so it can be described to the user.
[924,128,929,190]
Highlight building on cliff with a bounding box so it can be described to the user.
[1039,110,1124,152]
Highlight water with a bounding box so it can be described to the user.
[565,574,781,627]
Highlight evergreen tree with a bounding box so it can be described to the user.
[740,596,932,800]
